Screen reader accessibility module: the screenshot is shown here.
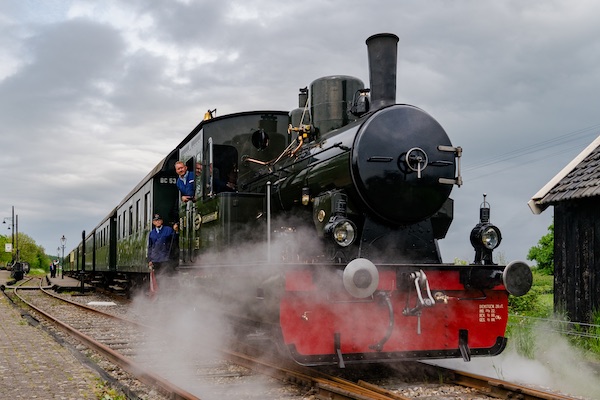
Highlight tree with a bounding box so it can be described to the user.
[0,232,50,269]
[527,221,554,274]
[0,234,12,267]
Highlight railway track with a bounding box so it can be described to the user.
[11,279,310,399]
[13,280,196,399]
[7,279,587,400]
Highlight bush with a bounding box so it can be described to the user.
[509,290,539,315]
[508,270,552,317]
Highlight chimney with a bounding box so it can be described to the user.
[365,33,399,111]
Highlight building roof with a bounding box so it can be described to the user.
[528,135,600,214]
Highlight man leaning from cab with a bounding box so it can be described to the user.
[175,160,195,202]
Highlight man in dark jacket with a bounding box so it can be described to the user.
[175,161,195,202]
[147,214,178,275]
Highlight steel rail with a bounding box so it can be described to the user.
[224,349,412,400]
[443,365,582,400]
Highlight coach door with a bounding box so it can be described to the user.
[180,157,197,263]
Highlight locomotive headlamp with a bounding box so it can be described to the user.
[471,223,502,251]
[470,194,502,264]
[325,217,357,247]
[481,226,500,249]
[302,187,310,206]
[317,191,357,247]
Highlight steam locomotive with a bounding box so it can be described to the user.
[66,33,532,367]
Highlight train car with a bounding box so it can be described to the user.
[69,154,180,286]
[63,248,75,274]
[66,33,532,367]
[113,154,179,276]
[94,208,117,274]
[84,230,94,272]
[75,240,84,273]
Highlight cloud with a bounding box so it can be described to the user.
[1,0,599,269]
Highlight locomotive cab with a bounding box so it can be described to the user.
[177,111,291,260]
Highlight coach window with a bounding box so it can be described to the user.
[203,139,238,196]
[122,210,126,238]
[144,192,150,229]
[136,199,141,232]
[204,137,214,197]
[186,158,196,198]
[128,206,133,235]
[195,152,203,199]
[214,144,238,194]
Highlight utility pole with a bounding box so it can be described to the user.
[3,206,16,265]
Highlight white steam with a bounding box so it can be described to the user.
[428,320,600,399]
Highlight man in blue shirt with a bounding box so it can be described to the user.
[147,214,178,275]
[175,161,195,202]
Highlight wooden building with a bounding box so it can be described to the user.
[529,135,600,324]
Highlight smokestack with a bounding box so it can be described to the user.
[365,33,399,111]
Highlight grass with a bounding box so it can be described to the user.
[27,268,48,277]
[568,311,600,357]
[93,379,127,400]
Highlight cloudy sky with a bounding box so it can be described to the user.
[1,0,599,264]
